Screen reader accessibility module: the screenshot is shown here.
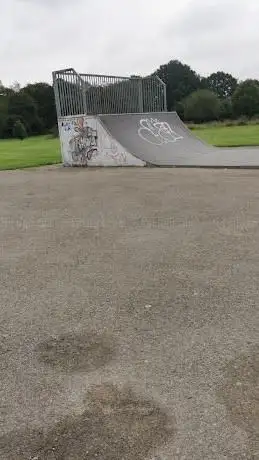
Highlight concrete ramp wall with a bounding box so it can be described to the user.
[58,115,145,167]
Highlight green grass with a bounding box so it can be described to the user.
[0,136,61,170]
[192,124,259,147]
[0,124,259,170]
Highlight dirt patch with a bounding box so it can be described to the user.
[217,346,259,456]
[0,383,175,459]
[36,332,115,372]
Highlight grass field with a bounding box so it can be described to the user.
[0,136,61,170]
[0,124,259,170]
[192,124,259,147]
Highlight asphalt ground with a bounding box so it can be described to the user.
[0,166,258,459]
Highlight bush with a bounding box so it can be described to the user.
[235,116,249,126]
[2,115,27,138]
[12,120,27,140]
[224,120,235,127]
[183,89,221,123]
[219,99,233,120]
[249,116,259,125]
[49,124,59,138]
[8,92,38,135]
[232,80,259,118]
[30,115,44,135]
[175,100,185,120]
[0,115,7,138]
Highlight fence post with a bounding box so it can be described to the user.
[163,81,167,112]
[155,75,167,112]
[81,82,87,115]
[52,72,62,118]
[138,79,144,113]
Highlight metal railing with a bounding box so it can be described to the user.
[52,68,166,117]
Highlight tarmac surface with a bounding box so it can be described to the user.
[0,166,258,459]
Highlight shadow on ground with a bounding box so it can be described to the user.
[0,383,175,459]
[217,346,259,457]
[35,332,115,372]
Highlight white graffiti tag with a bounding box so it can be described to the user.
[138,118,183,145]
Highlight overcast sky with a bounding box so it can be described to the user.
[1,0,259,87]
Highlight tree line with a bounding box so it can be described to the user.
[155,61,259,123]
[1,60,259,139]
[0,82,56,139]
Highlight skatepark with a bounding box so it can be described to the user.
[0,69,258,459]
[54,69,259,168]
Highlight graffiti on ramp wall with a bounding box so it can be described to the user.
[60,116,145,166]
[62,117,129,165]
[138,118,183,146]
[67,117,98,166]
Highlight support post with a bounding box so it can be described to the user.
[52,72,62,118]
[138,79,144,113]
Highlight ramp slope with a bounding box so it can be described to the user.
[99,112,259,167]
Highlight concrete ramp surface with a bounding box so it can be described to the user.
[99,112,259,167]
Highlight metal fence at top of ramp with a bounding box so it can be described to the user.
[52,68,167,118]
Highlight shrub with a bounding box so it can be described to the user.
[232,80,259,118]
[49,124,59,138]
[12,120,27,140]
[183,89,221,123]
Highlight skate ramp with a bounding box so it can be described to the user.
[99,112,259,167]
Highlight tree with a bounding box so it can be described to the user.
[219,98,233,120]
[2,115,26,138]
[232,79,259,118]
[7,92,43,135]
[0,88,8,138]
[22,83,56,131]
[10,81,21,93]
[183,89,221,122]
[154,60,202,111]
[12,120,27,140]
[204,71,237,99]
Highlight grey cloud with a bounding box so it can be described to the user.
[17,0,73,5]
[171,0,246,32]
[1,0,259,86]
[163,0,259,78]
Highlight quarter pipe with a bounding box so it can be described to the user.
[99,112,259,167]
[59,112,259,167]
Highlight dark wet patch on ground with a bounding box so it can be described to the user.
[35,332,115,372]
[217,346,259,457]
[0,383,175,459]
